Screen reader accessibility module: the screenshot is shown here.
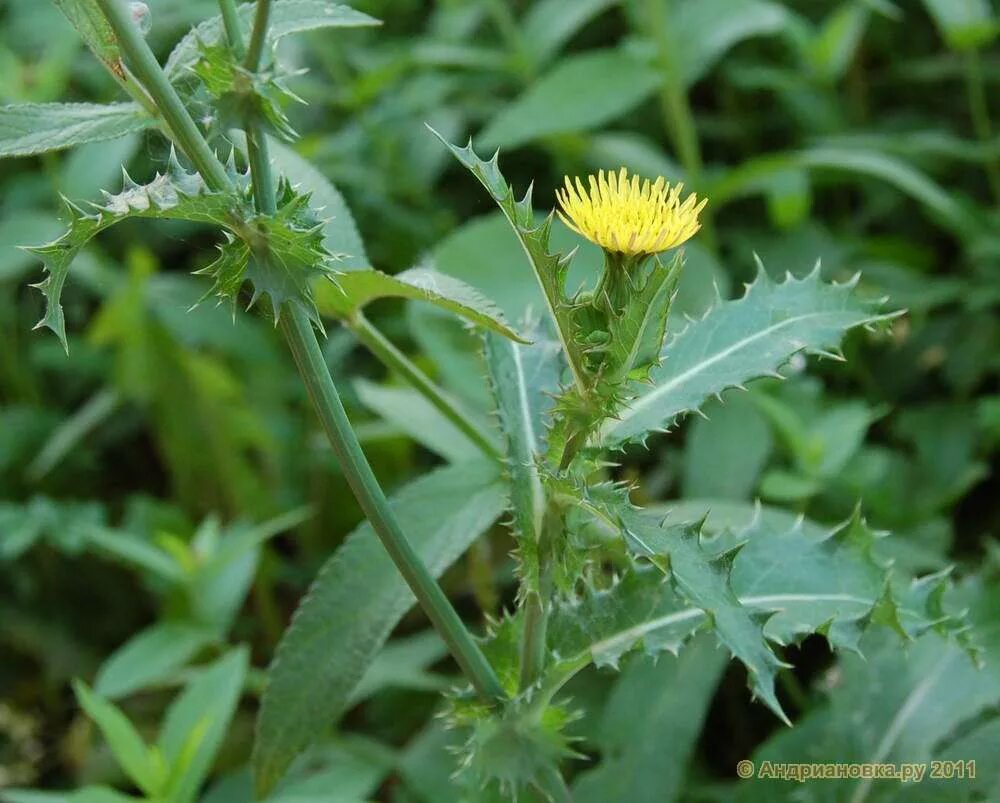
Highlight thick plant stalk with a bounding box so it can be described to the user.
[217,0,246,58]
[278,305,505,701]
[94,0,231,193]
[94,0,505,704]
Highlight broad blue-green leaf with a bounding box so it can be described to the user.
[736,577,998,803]
[478,49,660,149]
[353,379,486,462]
[165,1,381,79]
[599,266,896,446]
[619,511,789,722]
[921,0,998,50]
[572,636,727,803]
[543,499,972,721]
[0,103,152,158]
[94,622,216,700]
[72,681,160,796]
[252,460,507,797]
[681,390,773,500]
[316,266,526,341]
[159,648,248,803]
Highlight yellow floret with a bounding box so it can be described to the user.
[555,168,707,256]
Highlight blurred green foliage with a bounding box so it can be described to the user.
[1,0,998,800]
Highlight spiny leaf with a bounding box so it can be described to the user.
[541,505,976,709]
[599,262,899,446]
[0,102,153,158]
[192,41,302,143]
[316,265,526,341]
[619,509,790,723]
[601,252,681,384]
[241,179,338,325]
[429,127,589,393]
[729,505,977,661]
[482,320,563,590]
[25,154,247,350]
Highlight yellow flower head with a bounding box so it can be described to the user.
[555,168,707,257]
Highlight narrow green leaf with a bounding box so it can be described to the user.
[28,387,121,481]
[159,648,248,803]
[600,265,896,446]
[316,266,526,341]
[72,681,159,796]
[165,1,381,79]
[252,460,507,797]
[478,49,659,149]
[709,147,976,236]
[0,103,152,158]
[572,636,727,803]
[354,379,484,462]
[482,324,562,585]
[86,525,185,583]
[52,0,123,75]
[94,622,216,700]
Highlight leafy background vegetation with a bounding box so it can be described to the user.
[1,0,998,801]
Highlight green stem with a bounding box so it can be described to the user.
[94,0,231,193]
[244,0,272,72]
[218,0,246,58]
[644,0,717,252]
[279,305,505,702]
[518,503,559,692]
[347,313,501,460]
[246,123,276,213]
[964,48,1000,205]
[519,591,547,690]
[93,0,504,705]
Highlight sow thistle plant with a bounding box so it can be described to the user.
[5,1,980,801]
